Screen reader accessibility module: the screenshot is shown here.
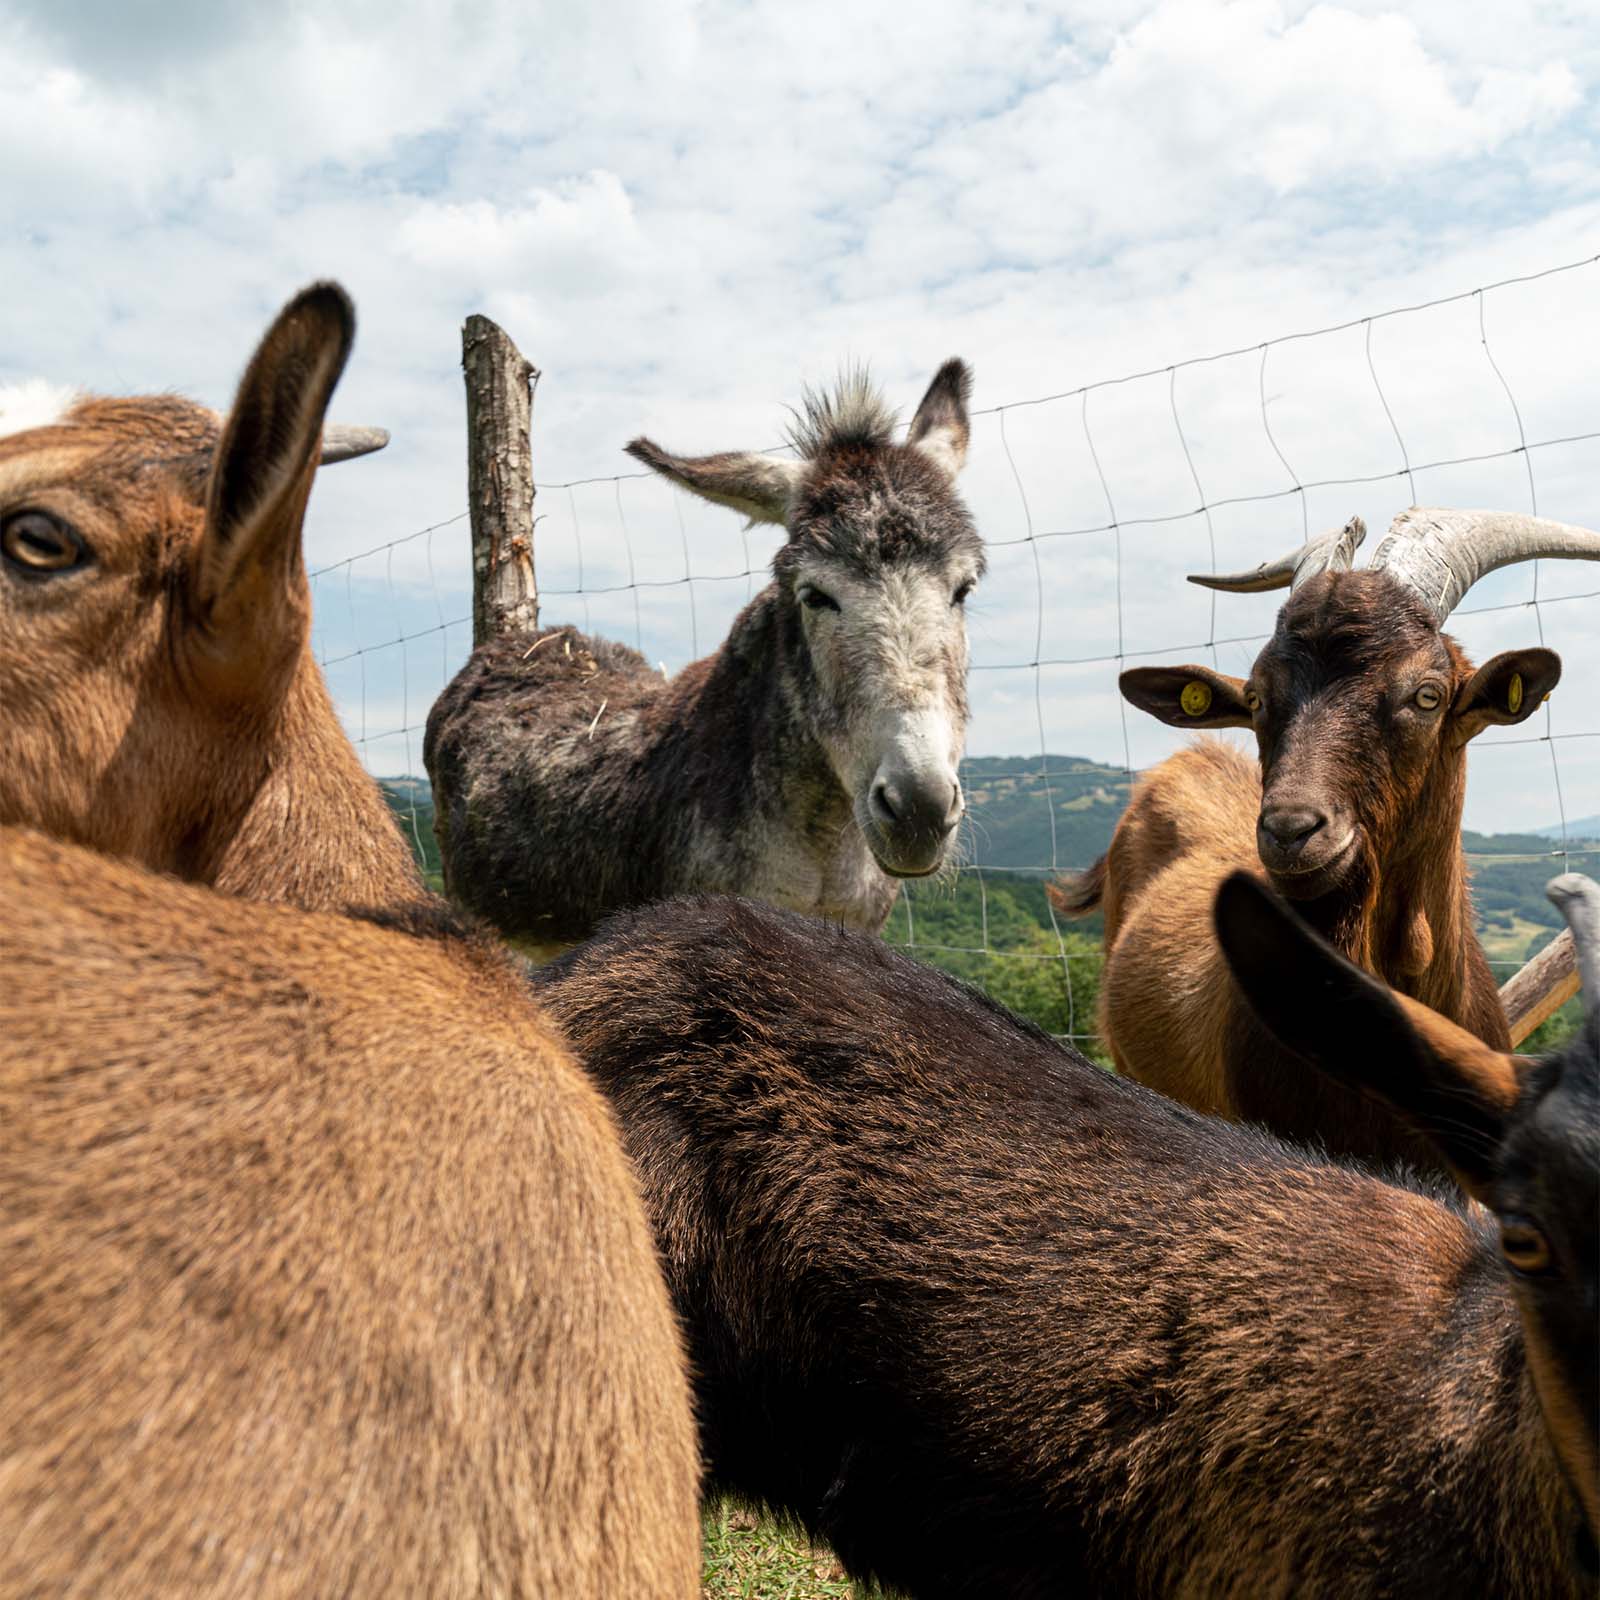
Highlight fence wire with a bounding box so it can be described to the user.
[307,251,1600,1050]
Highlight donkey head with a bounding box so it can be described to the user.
[0,283,386,874]
[1123,510,1596,905]
[628,362,983,878]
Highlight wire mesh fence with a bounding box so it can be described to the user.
[307,251,1600,1052]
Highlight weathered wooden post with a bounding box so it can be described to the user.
[462,315,540,645]
[1501,927,1578,1047]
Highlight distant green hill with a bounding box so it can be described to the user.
[956,754,1132,872]
[381,776,441,884]
[1464,829,1600,950]
[1534,813,1600,840]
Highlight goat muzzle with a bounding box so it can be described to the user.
[1256,804,1358,897]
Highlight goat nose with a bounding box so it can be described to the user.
[1258,805,1327,854]
[872,776,962,837]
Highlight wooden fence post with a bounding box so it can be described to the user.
[1501,927,1578,1048]
[463,315,540,645]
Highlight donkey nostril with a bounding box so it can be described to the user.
[945,783,963,827]
[872,781,900,826]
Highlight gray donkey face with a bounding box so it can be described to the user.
[627,361,983,878]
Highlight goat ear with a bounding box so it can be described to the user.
[193,283,356,670]
[906,358,972,479]
[1452,648,1561,744]
[1214,871,1521,1201]
[1120,665,1253,729]
[624,438,799,526]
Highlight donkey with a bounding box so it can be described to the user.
[535,876,1600,1598]
[1051,509,1600,1171]
[0,285,700,1596]
[425,363,984,952]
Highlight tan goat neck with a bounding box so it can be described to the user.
[201,662,425,914]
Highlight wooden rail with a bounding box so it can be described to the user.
[1501,928,1578,1048]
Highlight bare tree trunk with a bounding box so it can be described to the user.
[1501,927,1578,1047]
[463,315,540,645]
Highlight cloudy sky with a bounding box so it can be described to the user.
[4,0,1597,848]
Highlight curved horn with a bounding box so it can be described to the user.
[1548,873,1600,1022]
[1367,508,1600,624]
[320,424,390,464]
[1188,516,1365,595]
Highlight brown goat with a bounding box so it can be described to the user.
[0,292,415,910]
[0,287,699,1595]
[534,878,1600,1598]
[1052,510,1600,1170]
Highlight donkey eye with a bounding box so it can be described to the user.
[2,510,87,576]
[1414,684,1443,711]
[952,580,974,607]
[1499,1219,1552,1276]
[799,585,839,613]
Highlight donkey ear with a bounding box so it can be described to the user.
[625,438,800,527]
[1452,648,1561,745]
[1120,665,1254,729]
[907,358,972,479]
[1214,871,1521,1201]
[192,282,357,677]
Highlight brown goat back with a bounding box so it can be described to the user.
[1094,738,1257,1108]
[534,890,1594,1597]
[0,828,700,1599]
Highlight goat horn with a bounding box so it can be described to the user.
[1548,873,1600,1022]
[320,425,390,464]
[1367,508,1600,624]
[1187,516,1365,595]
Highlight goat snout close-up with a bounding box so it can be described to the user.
[1255,800,1356,888]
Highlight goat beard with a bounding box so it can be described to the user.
[1268,839,1378,961]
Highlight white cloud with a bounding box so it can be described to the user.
[1095,1,1578,193]
[397,173,646,294]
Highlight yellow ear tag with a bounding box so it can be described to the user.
[1180,680,1213,718]
[1507,672,1523,715]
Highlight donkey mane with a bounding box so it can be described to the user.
[784,367,898,458]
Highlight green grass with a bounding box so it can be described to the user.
[700,1504,866,1599]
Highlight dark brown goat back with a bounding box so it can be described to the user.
[536,893,1591,1599]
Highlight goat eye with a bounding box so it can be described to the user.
[798,585,839,613]
[2,510,86,576]
[952,580,974,607]
[1499,1220,1551,1275]
[1414,684,1443,711]
[1244,688,1262,713]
